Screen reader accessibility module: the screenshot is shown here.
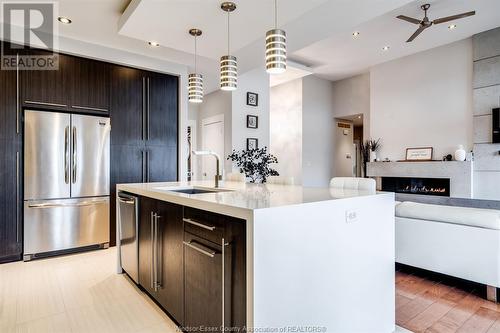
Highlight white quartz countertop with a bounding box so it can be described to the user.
[116,181,385,219]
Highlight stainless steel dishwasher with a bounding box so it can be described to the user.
[118,192,139,283]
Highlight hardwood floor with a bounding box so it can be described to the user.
[0,248,177,333]
[396,270,500,333]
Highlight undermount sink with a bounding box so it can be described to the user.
[154,186,233,195]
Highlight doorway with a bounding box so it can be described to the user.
[201,114,224,181]
[334,114,363,177]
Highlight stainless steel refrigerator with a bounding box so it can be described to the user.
[23,110,110,261]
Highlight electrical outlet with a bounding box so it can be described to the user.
[345,210,358,223]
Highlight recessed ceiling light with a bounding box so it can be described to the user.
[382,46,390,51]
[57,16,72,24]
[448,24,457,30]
[148,41,160,47]
[358,115,362,119]
[352,31,360,37]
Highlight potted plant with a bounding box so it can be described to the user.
[369,138,381,162]
[227,147,279,183]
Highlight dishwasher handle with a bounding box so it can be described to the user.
[118,192,138,205]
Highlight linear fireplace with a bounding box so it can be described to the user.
[381,177,450,197]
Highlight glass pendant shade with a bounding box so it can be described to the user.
[188,73,203,103]
[220,55,237,91]
[266,28,286,74]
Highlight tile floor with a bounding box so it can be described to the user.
[0,248,177,333]
[1,248,410,333]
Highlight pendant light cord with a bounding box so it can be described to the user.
[227,11,230,55]
[194,35,197,73]
[275,0,278,28]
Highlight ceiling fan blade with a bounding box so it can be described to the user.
[433,11,476,25]
[406,25,427,42]
[397,15,421,24]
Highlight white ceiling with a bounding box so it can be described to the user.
[3,0,499,92]
[293,0,500,82]
[118,0,329,60]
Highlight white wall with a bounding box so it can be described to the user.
[302,76,335,187]
[332,73,370,140]
[231,68,270,153]
[270,79,303,184]
[370,39,473,161]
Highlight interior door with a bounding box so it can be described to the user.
[24,110,71,200]
[71,114,110,198]
[202,117,224,180]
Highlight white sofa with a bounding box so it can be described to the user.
[395,201,500,301]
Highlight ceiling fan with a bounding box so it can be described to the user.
[397,3,475,42]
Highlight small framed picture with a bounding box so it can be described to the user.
[405,147,433,161]
[247,138,258,150]
[246,92,258,107]
[247,115,258,129]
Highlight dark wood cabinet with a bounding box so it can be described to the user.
[110,145,145,246]
[146,145,178,183]
[21,50,70,110]
[139,196,156,296]
[110,66,145,146]
[21,50,110,114]
[0,140,22,263]
[0,44,22,263]
[136,200,246,330]
[138,197,184,323]
[184,233,224,332]
[146,73,178,146]
[156,200,184,323]
[109,65,179,245]
[183,208,246,331]
[70,57,110,113]
[0,62,18,141]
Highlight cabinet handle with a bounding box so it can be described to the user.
[24,100,67,108]
[183,241,216,258]
[16,53,19,134]
[142,77,146,141]
[183,218,216,231]
[150,211,155,290]
[155,214,162,290]
[16,151,20,243]
[221,238,229,330]
[146,150,150,183]
[147,77,150,140]
[71,105,108,113]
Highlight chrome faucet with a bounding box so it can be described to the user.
[192,151,223,188]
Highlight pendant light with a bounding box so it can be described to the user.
[266,0,286,74]
[220,2,237,91]
[188,28,203,103]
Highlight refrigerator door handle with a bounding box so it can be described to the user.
[28,199,108,209]
[72,126,77,184]
[64,126,69,184]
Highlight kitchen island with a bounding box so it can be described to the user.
[116,181,395,333]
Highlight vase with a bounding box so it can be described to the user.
[370,151,377,162]
[454,145,466,161]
